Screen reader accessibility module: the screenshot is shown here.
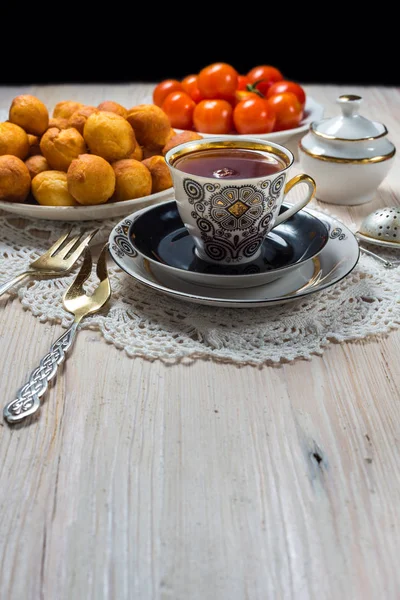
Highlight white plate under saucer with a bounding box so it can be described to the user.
[109,208,360,308]
[126,200,329,289]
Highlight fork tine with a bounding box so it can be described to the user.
[63,228,99,265]
[64,248,93,300]
[96,243,109,282]
[54,234,82,259]
[39,228,74,259]
[91,243,112,306]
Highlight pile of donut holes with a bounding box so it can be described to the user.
[0,94,203,206]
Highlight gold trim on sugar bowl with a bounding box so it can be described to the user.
[298,143,396,164]
[310,122,389,142]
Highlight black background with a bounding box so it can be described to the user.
[2,13,398,87]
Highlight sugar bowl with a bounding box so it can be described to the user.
[298,94,396,205]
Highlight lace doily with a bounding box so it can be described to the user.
[0,205,399,366]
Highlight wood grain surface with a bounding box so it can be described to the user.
[0,84,399,600]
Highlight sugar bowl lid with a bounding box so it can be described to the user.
[311,94,387,141]
[300,94,395,161]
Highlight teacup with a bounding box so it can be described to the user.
[165,137,316,265]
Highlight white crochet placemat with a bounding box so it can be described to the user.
[0,206,399,366]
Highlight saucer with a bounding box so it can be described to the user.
[109,208,360,308]
[126,201,329,289]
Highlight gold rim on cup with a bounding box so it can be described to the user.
[166,139,293,176]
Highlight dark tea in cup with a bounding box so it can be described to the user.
[173,148,286,179]
[165,137,316,265]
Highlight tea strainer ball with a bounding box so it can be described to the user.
[357,207,400,248]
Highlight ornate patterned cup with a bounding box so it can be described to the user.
[165,137,316,265]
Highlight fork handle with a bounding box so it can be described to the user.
[0,271,33,298]
[3,319,81,423]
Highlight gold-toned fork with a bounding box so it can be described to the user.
[3,244,111,424]
[0,228,99,298]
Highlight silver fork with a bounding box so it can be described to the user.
[3,244,112,424]
[0,228,99,297]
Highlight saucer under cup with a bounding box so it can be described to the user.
[165,137,316,266]
[127,200,329,289]
[108,207,360,308]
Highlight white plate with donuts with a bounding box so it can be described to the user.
[0,98,177,221]
[0,187,175,221]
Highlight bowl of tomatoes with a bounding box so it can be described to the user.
[152,63,324,155]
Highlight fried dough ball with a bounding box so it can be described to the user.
[126,104,171,148]
[27,134,41,156]
[31,170,78,206]
[52,101,84,119]
[111,159,152,202]
[0,122,30,159]
[40,127,87,171]
[165,128,177,143]
[9,94,49,136]
[142,146,162,159]
[48,117,69,130]
[143,130,175,158]
[0,155,31,202]
[130,144,143,161]
[142,155,173,193]
[97,100,128,119]
[162,130,203,155]
[83,111,136,162]
[25,155,50,179]
[67,106,98,134]
[67,154,115,205]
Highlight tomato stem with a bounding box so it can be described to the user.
[246,80,265,97]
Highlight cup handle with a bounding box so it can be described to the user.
[273,174,316,228]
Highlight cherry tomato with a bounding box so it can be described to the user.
[247,65,284,84]
[161,91,196,130]
[233,97,275,134]
[267,81,306,106]
[193,99,233,134]
[266,92,303,131]
[247,65,284,95]
[237,75,250,90]
[234,89,261,105]
[153,79,183,107]
[197,62,238,100]
[181,74,203,103]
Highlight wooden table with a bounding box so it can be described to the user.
[0,84,399,600]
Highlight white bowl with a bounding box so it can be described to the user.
[175,96,324,156]
[298,94,396,205]
[298,148,395,206]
